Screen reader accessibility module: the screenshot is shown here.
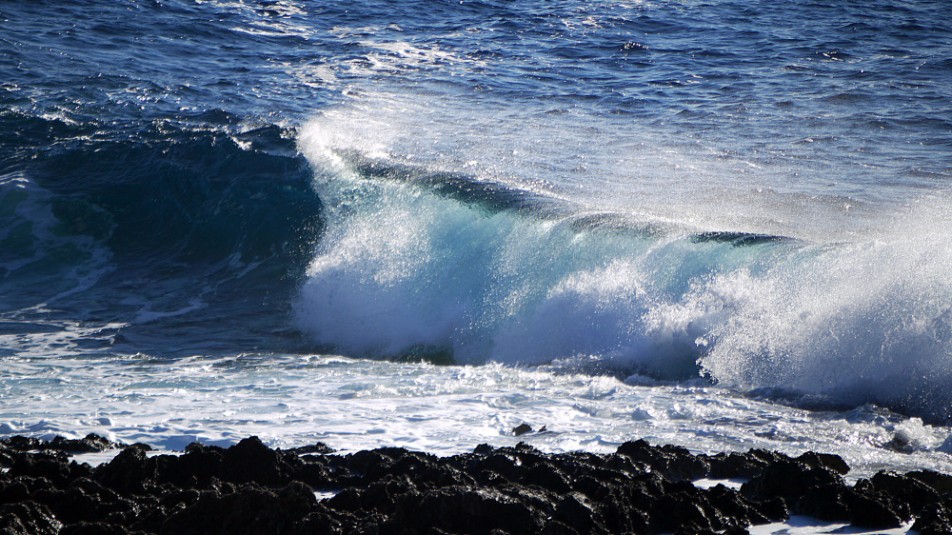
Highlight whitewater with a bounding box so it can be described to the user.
[2,0,952,484]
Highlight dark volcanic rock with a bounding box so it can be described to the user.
[914,503,952,535]
[512,423,534,436]
[617,439,709,481]
[741,456,844,504]
[707,450,771,479]
[160,481,317,535]
[909,469,952,494]
[283,442,335,455]
[860,471,940,518]
[796,451,850,476]
[155,442,224,487]
[0,436,45,452]
[706,484,774,528]
[1,434,951,534]
[795,483,854,521]
[49,434,119,454]
[2,433,121,455]
[0,500,63,534]
[391,485,549,534]
[219,436,291,485]
[94,444,155,494]
[34,477,139,525]
[847,491,904,529]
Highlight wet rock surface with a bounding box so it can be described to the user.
[0,434,948,533]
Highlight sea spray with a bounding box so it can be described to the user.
[700,198,952,421]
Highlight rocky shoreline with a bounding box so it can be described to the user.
[2,434,951,534]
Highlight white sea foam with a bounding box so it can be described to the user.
[699,198,952,420]
[747,516,914,535]
[1,353,951,480]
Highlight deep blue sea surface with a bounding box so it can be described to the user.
[3,0,952,472]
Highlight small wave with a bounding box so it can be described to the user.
[1,115,323,355]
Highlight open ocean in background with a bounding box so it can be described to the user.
[2,0,952,478]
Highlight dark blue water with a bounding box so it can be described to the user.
[2,0,952,420]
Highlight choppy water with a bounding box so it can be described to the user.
[2,0,952,476]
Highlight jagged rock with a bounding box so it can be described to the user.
[706,448,786,480]
[7,454,71,487]
[707,451,760,479]
[388,451,473,489]
[94,444,155,494]
[553,492,607,534]
[0,500,63,534]
[752,495,789,523]
[1,434,951,534]
[33,482,137,525]
[848,492,903,529]
[795,483,854,521]
[650,490,714,533]
[706,484,773,528]
[524,461,572,493]
[159,481,317,535]
[796,451,850,476]
[0,475,55,503]
[512,423,533,436]
[479,452,524,481]
[334,448,397,485]
[913,502,952,535]
[389,486,546,534]
[219,436,289,486]
[616,440,709,481]
[158,487,203,509]
[292,508,349,535]
[860,471,940,517]
[540,519,582,535]
[288,456,332,488]
[156,442,224,487]
[741,457,843,504]
[1,434,122,455]
[326,474,416,516]
[49,434,119,454]
[909,469,952,494]
[0,436,45,452]
[283,442,334,455]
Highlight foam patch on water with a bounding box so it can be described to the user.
[748,517,914,535]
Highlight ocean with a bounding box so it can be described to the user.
[2,0,952,479]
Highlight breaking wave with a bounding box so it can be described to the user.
[294,105,952,422]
